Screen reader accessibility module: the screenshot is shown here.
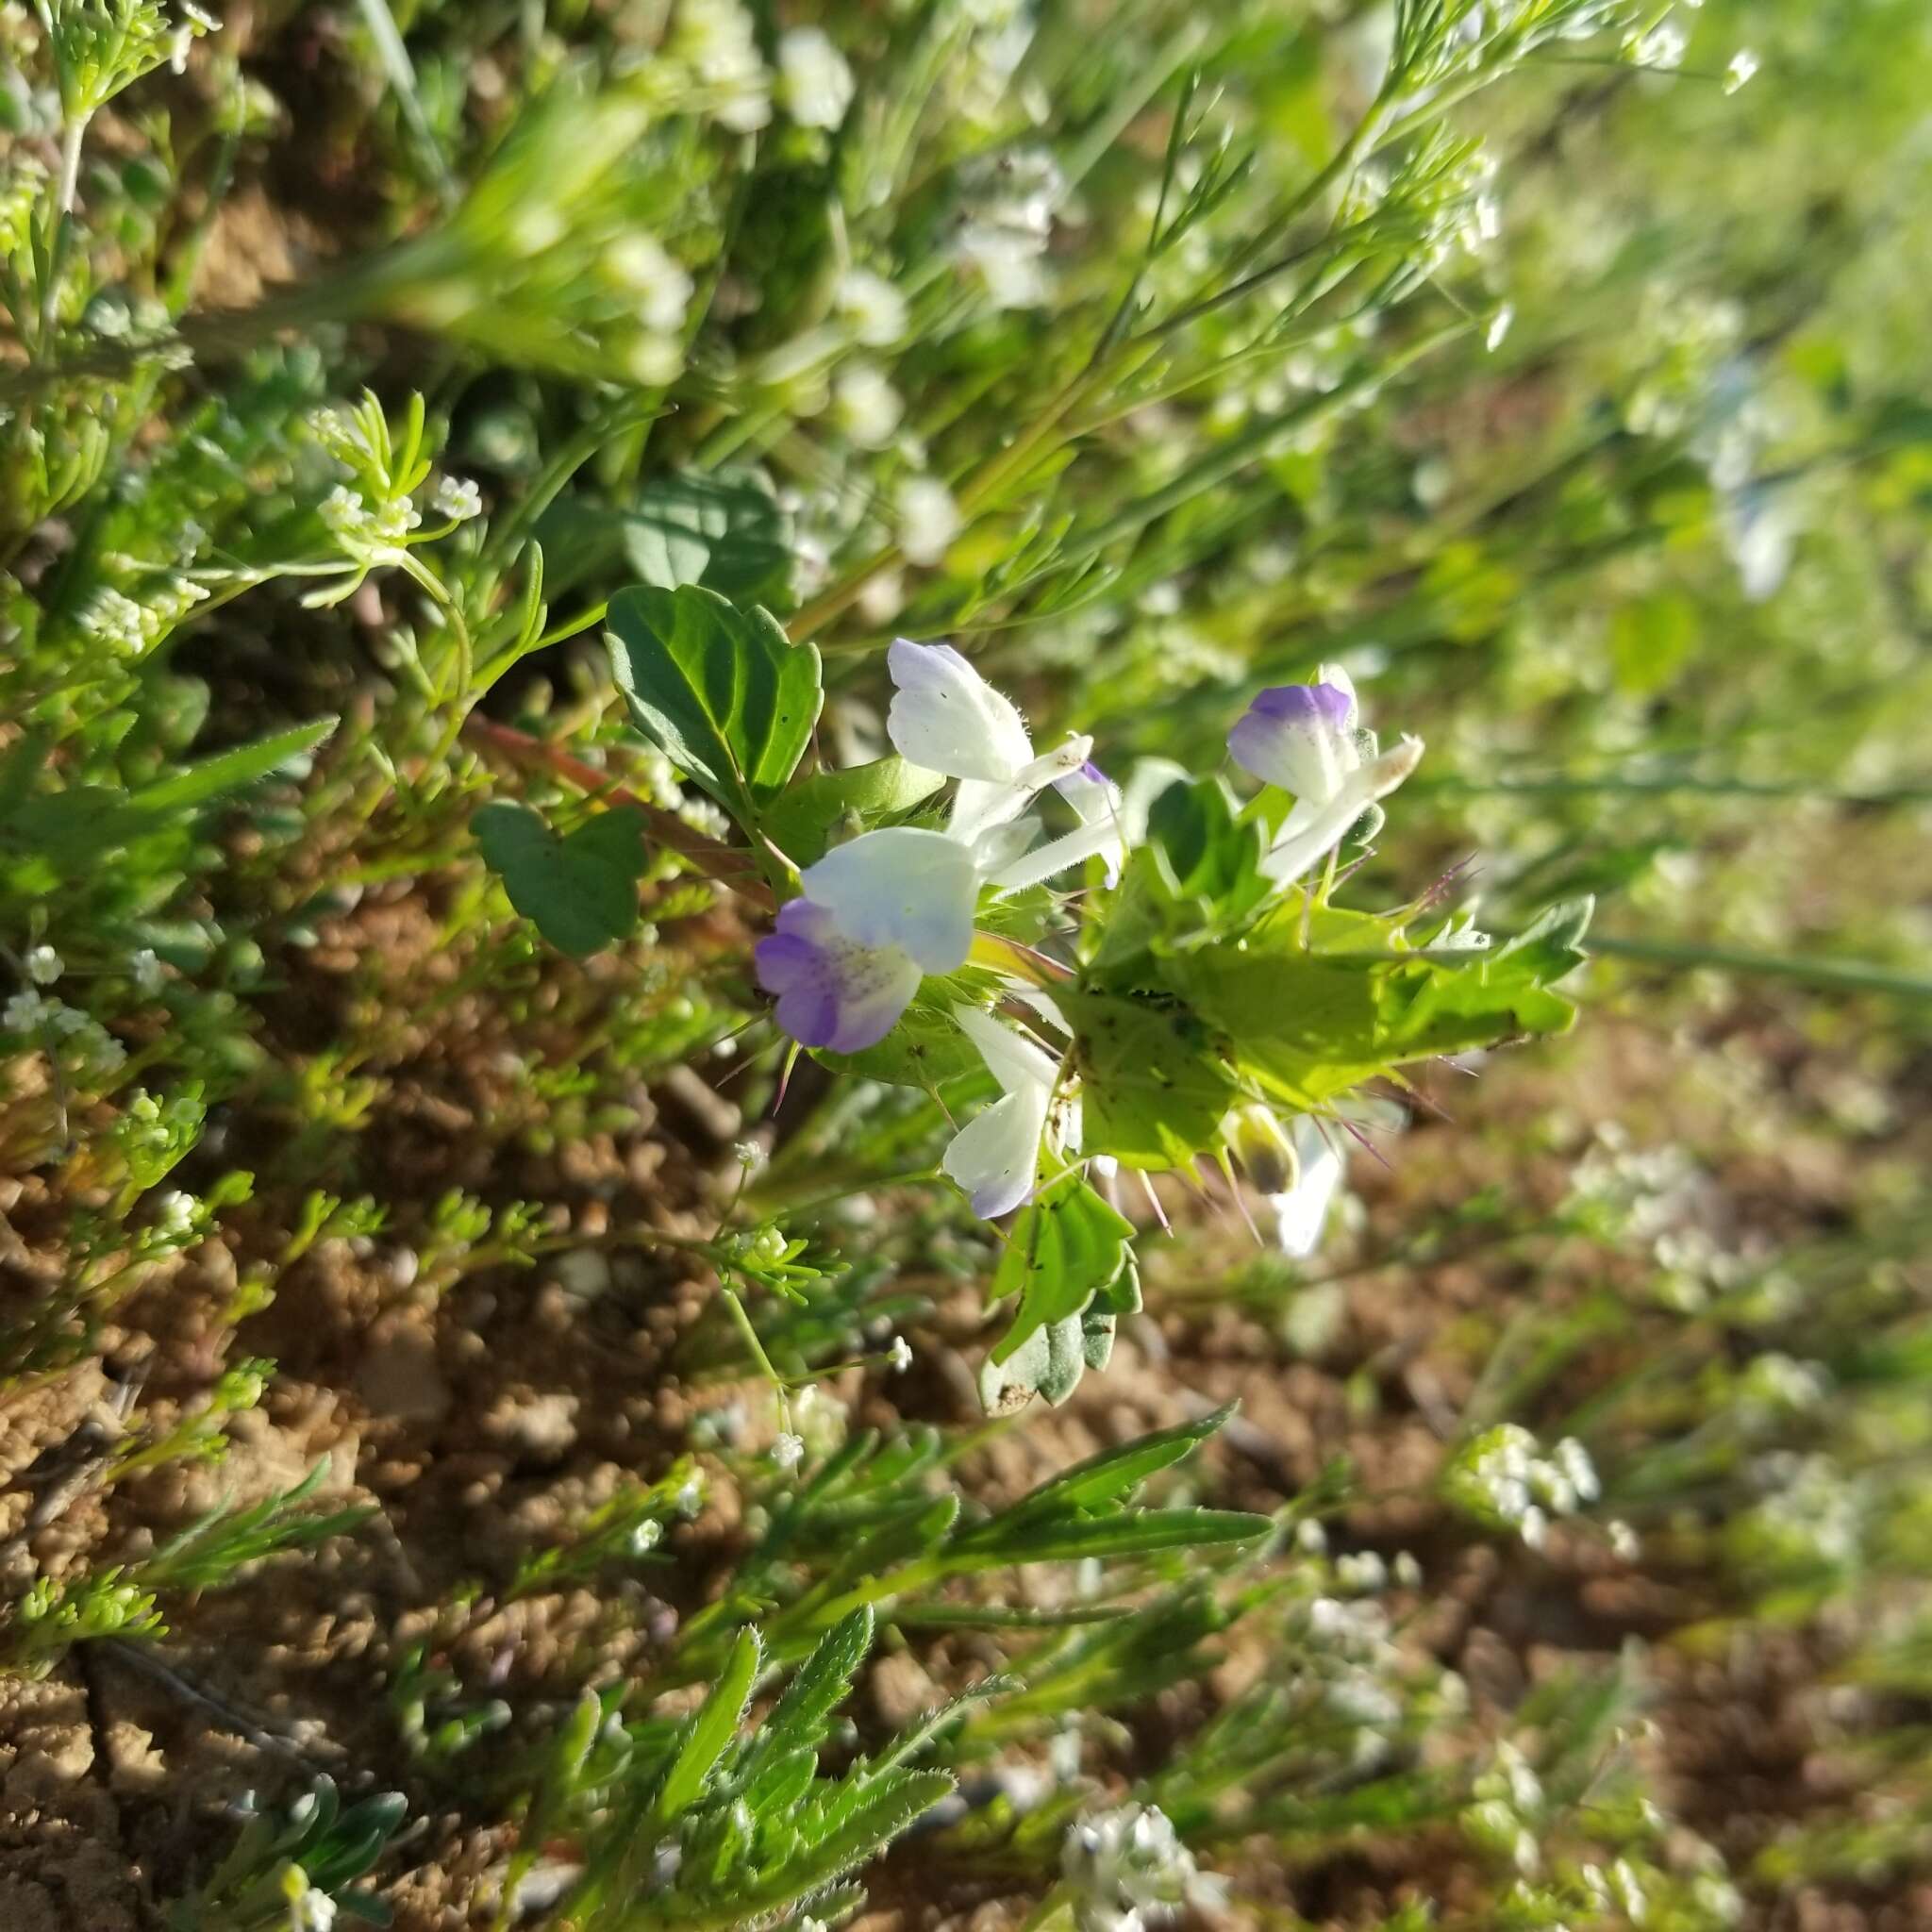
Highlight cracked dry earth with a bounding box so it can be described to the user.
[2,864,1929,1932]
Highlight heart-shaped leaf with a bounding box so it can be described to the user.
[606,585,823,831]
[475,801,651,958]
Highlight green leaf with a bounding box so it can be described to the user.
[655,1627,760,1824]
[1064,991,1241,1168]
[761,1607,874,1756]
[762,755,944,867]
[990,1180,1137,1367]
[1145,774,1273,917]
[953,1507,1270,1567]
[1008,1402,1238,1519]
[750,1770,954,1907]
[536,471,795,607]
[817,997,990,1089]
[123,716,339,818]
[474,802,650,958]
[980,1311,1087,1413]
[606,584,823,827]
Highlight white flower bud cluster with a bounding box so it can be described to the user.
[1061,1803,1224,1932]
[1582,1857,1649,1924]
[78,575,209,658]
[1445,1424,1599,1549]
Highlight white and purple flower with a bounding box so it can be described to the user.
[754,826,978,1052]
[1227,667,1423,886]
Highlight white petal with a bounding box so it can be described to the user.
[802,826,980,974]
[1271,1118,1344,1257]
[1259,735,1423,887]
[887,640,1033,783]
[989,813,1124,895]
[942,1086,1052,1218]
[953,1003,1059,1096]
[946,734,1093,843]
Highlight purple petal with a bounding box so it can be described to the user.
[1245,682,1353,727]
[775,982,841,1049]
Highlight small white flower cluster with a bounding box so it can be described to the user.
[770,1430,806,1471]
[321,484,421,555]
[77,575,209,658]
[833,362,904,450]
[954,147,1064,310]
[1737,1352,1831,1420]
[431,475,483,523]
[1445,1424,1599,1550]
[1464,1740,1545,1874]
[834,268,909,348]
[1740,1453,1863,1572]
[604,231,694,343]
[1061,1803,1224,1932]
[3,991,127,1075]
[894,476,961,565]
[1302,1593,1394,1664]
[775,26,854,131]
[668,0,771,132]
[131,948,165,996]
[153,1189,199,1238]
[1624,19,1687,71]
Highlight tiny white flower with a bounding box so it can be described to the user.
[605,232,694,335]
[833,362,903,449]
[25,945,61,986]
[4,991,54,1032]
[771,1431,806,1471]
[835,267,909,347]
[1724,48,1758,93]
[776,26,855,130]
[887,1335,914,1374]
[155,1190,197,1236]
[1628,22,1687,70]
[432,475,482,522]
[894,476,961,566]
[1486,303,1515,353]
[131,949,164,996]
